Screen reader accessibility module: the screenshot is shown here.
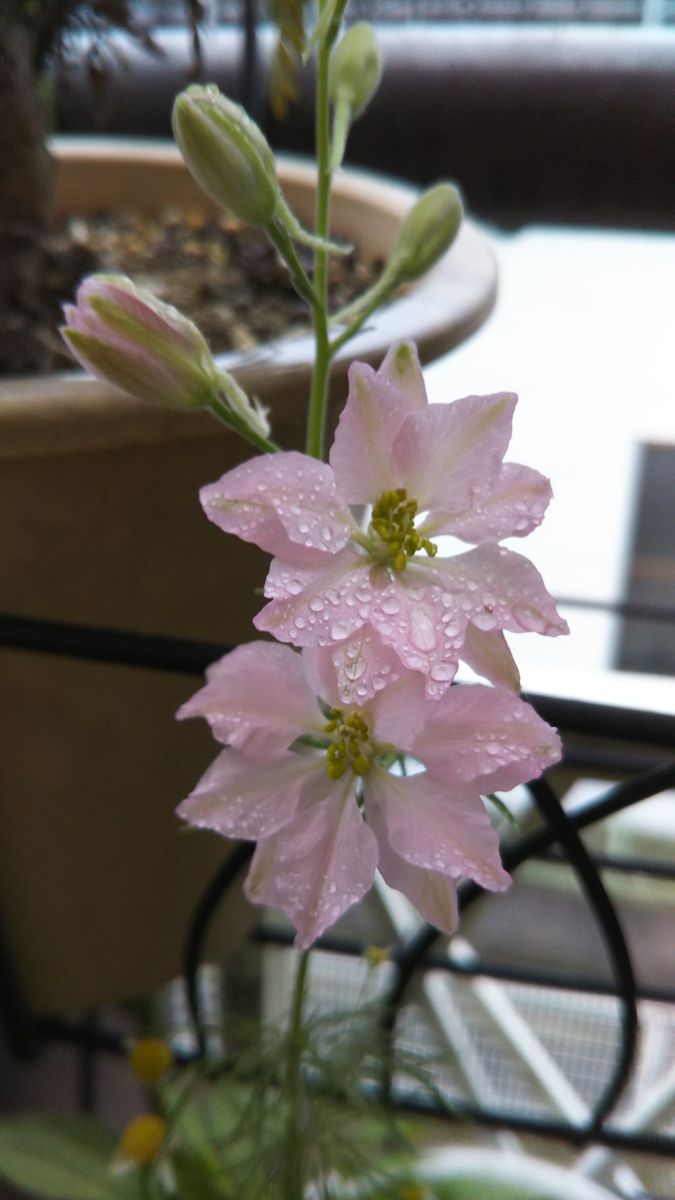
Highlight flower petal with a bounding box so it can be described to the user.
[429,463,552,543]
[176,749,314,839]
[177,642,323,757]
[392,393,517,514]
[460,625,521,692]
[368,572,464,697]
[428,545,569,638]
[255,549,373,646]
[366,766,510,892]
[377,340,429,409]
[368,803,459,933]
[413,685,562,791]
[329,358,421,504]
[245,773,379,948]
[200,452,352,560]
[330,627,407,709]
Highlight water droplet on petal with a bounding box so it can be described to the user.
[430,663,455,682]
[409,608,437,651]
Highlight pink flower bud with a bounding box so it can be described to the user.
[61,275,221,410]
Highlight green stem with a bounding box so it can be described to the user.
[305,4,340,461]
[329,277,398,358]
[267,219,321,312]
[283,949,311,1200]
[208,392,281,454]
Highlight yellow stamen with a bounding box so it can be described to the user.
[323,706,373,779]
[369,487,435,571]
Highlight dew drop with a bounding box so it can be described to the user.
[410,608,437,651]
[430,663,455,682]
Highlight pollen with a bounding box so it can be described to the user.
[370,487,437,571]
[323,707,373,779]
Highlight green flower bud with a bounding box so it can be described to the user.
[329,22,382,120]
[389,183,463,282]
[172,85,280,226]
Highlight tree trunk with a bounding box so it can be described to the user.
[0,16,53,310]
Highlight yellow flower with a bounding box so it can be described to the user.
[118,1114,166,1165]
[129,1038,172,1083]
[364,944,390,967]
[398,1184,428,1200]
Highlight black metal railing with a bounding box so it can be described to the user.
[1,608,674,1167]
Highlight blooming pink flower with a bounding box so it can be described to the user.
[200,342,568,702]
[177,641,561,948]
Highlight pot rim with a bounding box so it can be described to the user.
[0,138,498,459]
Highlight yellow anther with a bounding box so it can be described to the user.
[369,486,435,572]
[323,707,373,780]
[119,1114,166,1165]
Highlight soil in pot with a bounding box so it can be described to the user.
[1,207,382,377]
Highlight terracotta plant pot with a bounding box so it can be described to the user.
[0,139,497,1018]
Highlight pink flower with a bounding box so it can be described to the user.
[177,641,561,948]
[200,342,568,702]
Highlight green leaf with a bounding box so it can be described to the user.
[0,1115,129,1200]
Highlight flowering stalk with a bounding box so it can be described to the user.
[305,0,344,461]
[283,949,311,1199]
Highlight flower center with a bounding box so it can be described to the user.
[369,487,437,572]
[323,707,373,780]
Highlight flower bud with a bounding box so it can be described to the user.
[61,275,222,410]
[172,85,279,226]
[329,23,382,120]
[389,183,463,282]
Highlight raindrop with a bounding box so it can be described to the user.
[430,663,455,682]
[410,609,437,651]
